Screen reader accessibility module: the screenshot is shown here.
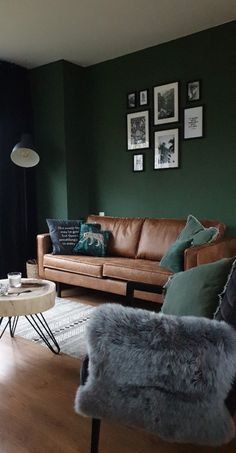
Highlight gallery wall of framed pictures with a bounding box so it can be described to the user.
[126,78,203,173]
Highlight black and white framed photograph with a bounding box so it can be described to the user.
[133,153,144,172]
[127,110,149,150]
[154,82,179,125]
[138,89,148,106]
[127,91,137,109]
[154,128,179,170]
[184,106,203,139]
[187,80,201,102]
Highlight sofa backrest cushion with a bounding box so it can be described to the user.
[87,215,145,258]
[137,219,186,260]
[137,218,225,261]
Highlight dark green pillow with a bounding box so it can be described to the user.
[192,227,218,246]
[159,239,192,273]
[178,214,218,244]
[46,218,84,255]
[178,214,204,241]
[160,215,219,273]
[73,223,110,257]
[161,258,234,318]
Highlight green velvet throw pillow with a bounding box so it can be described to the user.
[191,227,219,246]
[73,223,110,257]
[159,239,192,273]
[160,215,219,273]
[178,214,204,241]
[178,214,219,244]
[161,257,234,318]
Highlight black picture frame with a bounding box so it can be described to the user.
[133,153,145,172]
[153,81,179,125]
[187,80,201,102]
[138,89,149,107]
[184,106,204,140]
[126,110,150,150]
[127,91,137,109]
[154,128,179,170]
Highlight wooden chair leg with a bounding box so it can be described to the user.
[80,357,101,453]
[91,418,101,453]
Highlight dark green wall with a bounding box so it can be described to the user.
[30,60,89,231]
[30,61,67,231]
[86,21,236,234]
[30,21,236,235]
[63,61,89,219]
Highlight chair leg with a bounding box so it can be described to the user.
[91,418,101,453]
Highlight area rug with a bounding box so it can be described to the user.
[15,297,96,359]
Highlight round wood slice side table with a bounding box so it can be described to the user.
[0,278,60,354]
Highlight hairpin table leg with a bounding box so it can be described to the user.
[9,316,19,337]
[0,317,11,339]
[25,312,60,354]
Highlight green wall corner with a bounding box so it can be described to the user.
[30,60,89,231]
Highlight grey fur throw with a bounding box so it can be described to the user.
[75,303,236,446]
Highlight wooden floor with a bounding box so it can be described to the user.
[0,287,236,453]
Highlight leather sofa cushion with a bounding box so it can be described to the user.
[44,253,171,286]
[44,254,106,278]
[87,215,145,258]
[103,258,171,286]
[137,218,226,261]
[137,219,186,261]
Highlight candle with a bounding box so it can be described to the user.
[8,272,22,288]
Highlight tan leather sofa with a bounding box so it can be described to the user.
[37,215,235,303]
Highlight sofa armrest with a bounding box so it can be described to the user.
[37,233,52,278]
[184,238,236,270]
[196,238,236,266]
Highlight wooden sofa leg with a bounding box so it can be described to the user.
[56,282,61,298]
[91,418,101,453]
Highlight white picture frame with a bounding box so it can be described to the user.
[184,106,203,139]
[138,89,148,106]
[133,153,144,172]
[154,82,179,125]
[154,128,179,170]
[127,110,149,150]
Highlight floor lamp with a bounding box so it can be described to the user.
[10,134,40,273]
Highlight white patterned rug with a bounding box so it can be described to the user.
[15,297,96,359]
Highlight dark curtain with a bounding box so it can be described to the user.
[0,61,36,278]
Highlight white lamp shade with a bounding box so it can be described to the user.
[10,147,40,168]
[11,134,40,168]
